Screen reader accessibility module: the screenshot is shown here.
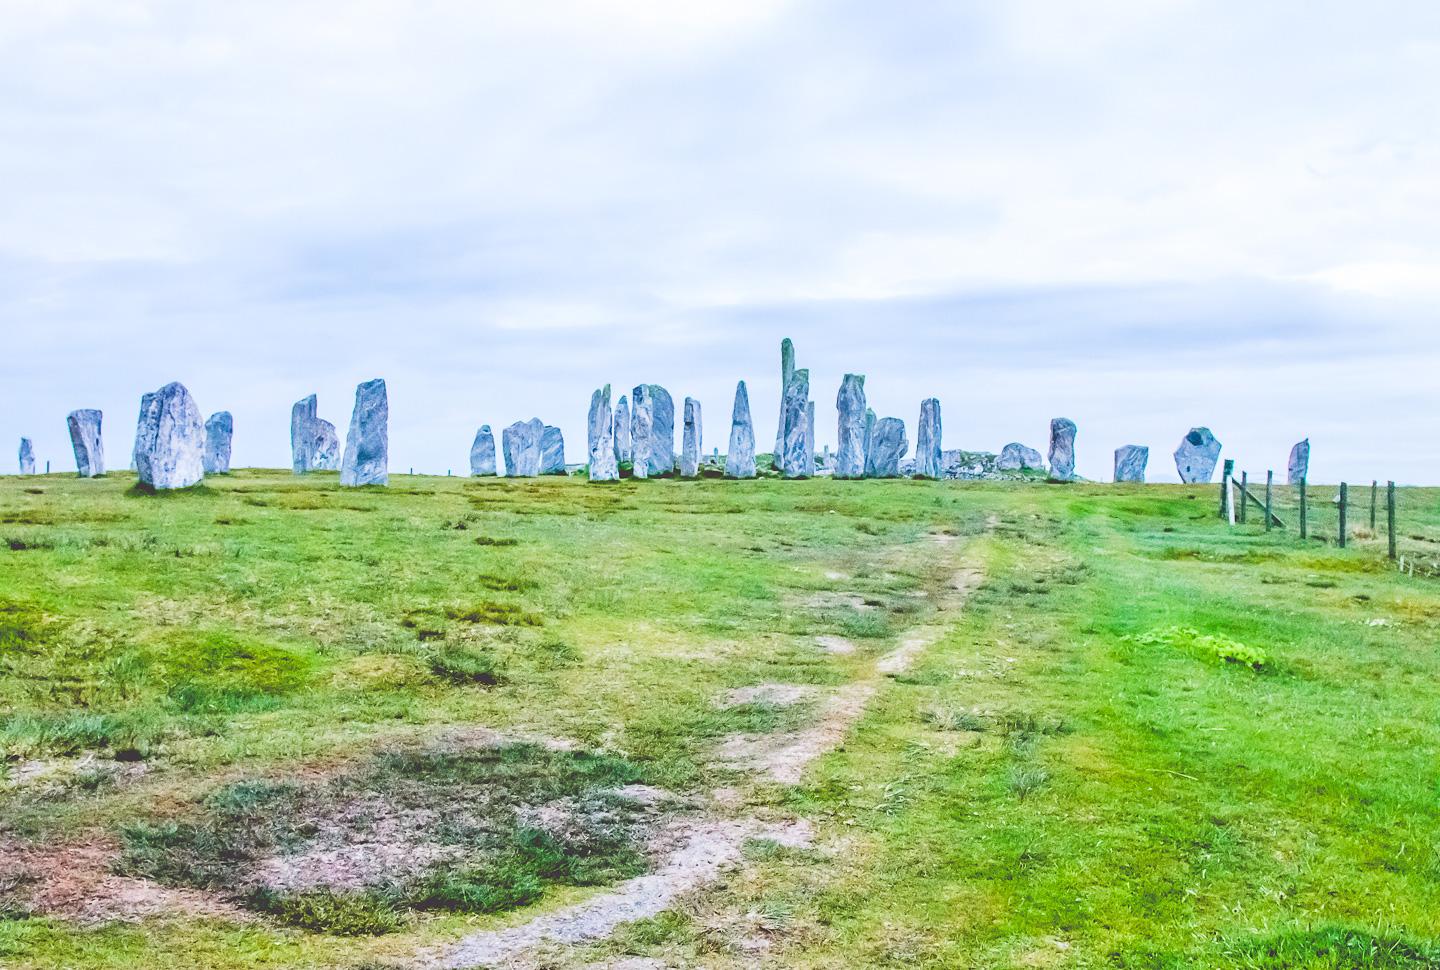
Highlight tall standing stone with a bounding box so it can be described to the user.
[914,398,942,479]
[67,409,104,478]
[1114,445,1148,483]
[589,386,618,482]
[648,385,675,476]
[1048,418,1078,482]
[340,378,389,487]
[835,374,867,479]
[134,382,206,490]
[291,395,340,473]
[1173,427,1222,484]
[502,418,544,477]
[540,426,565,474]
[681,398,702,478]
[780,368,811,479]
[725,381,757,479]
[203,412,233,474]
[613,394,632,466]
[866,418,907,478]
[630,386,653,480]
[18,438,36,476]
[773,337,795,464]
[1287,439,1310,485]
[470,425,497,476]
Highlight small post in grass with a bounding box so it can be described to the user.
[1299,478,1308,540]
[1240,471,1249,525]
[1220,459,1235,520]
[1388,481,1397,560]
[1265,470,1274,533]
[1338,482,1348,548]
[1370,480,1378,533]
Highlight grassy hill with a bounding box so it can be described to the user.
[1,471,1438,969]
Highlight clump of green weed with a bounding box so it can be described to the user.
[425,645,503,685]
[446,601,542,626]
[474,536,520,546]
[1123,626,1268,669]
[921,705,987,732]
[244,887,405,936]
[0,709,175,761]
[475,573,536,592]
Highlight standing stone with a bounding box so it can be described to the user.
[502,418,544,477]
[67,409,104,478]
[589,386,618,482]
[773,337,795,464]
[835,375,867,479]
[681,398,702,478]
[725,381,757,479]
[340,378,389,487]
[804,401,815,476]
[1287,439,1310,485]
[470,425,497,476]
[866,418,908,478]
[630,386,653,480]
[1048,418,1078,482]
[540,426,565,475]
[291,395,341,473]
[647,385,676,476]
[780,368,811,479]
[18,438,36,475]
[314,420,340,471]
[997,443,1044,471]
[914,398,942,478]
[613,394,632,466]
[134,382,206,490]
[203,412,233,474]
[1114,445,1149,483]
[1173,427,1222,484]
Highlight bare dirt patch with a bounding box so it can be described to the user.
[719,683,816,708]
[814,634,857,654]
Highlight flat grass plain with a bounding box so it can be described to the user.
[1,469,1438,969]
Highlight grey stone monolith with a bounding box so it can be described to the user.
[470,425,497,476]
[1287,439,1310,485]
[340,378,388,487]
[134,382,206,490]
[540,426,565,475]
[866,418,907,478]
[1048,418,1077,482]
[1174,427,1221,484]
[835,374,867,479]
[804,401,815,475]
[681,398,702,478]
[67,409,104,478]
[914,398,942,478]
[773,337,795,464]
[503,418,544,477]
[997,443,1043,471]
[203,412,233,474]
[780,368,811,479]
[725,381,757,479]
[630,387,652,480]
[647,385,675,476]
[613,394,632,466]
[589,386,618,482]
[18,438,35,475]
[1114,445,1148,483]
[291,395,340,474]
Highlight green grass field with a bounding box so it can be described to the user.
[2,470,1438,969]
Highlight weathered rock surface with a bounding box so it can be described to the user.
[134,382,206,490]
[67,409,104,478]
[1174,427,1221,483]
[290,395,340,473]
[780,368,811,479]
[866,417,907,478]
[1114,445,1148,483]
[773,337,795,461]
[340,379,388,486]
[914,398,942,478]
[804,401,815,476]
[997,442,1044,471]
[1048,418,1078,482]
[835,374,866,479]
[630,387,653,480]
[647,385,675,476]
[540,425,565,475]
[588,386,618,482]
[613,394,632,466]
[502,419,544,477]
[18,437,35,475]
[1287,439,1310,485]
[725,381,757,479]
[470,425,497,476]
[203,412,233,474]
[681,397,702,478]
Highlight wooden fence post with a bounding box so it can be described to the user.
[1220,459,1234,519]
[1265,471,1274,533]
[1240,471,1249,525]
[1338,482,1348,548]
[1370,480,1378,533]
[1388,481,1397,560]
[1299,478,1308,540]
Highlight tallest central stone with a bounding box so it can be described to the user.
[772,337,795,465]
[835,374,866,479]
[340,379,389,487]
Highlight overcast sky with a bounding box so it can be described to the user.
[3,1,1439,482]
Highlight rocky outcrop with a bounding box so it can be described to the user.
[1048,418,1077,482]
[725,381,757,479]
[780,368,811,479]
[18,438,35,476]
[1287,439,1310,485]
[773,337,795,461]
[340,379,389,487]
[613,395,632,466]
[470,425,497,476]
[866,417,907,478]
[1114,445,1148,483]
[134,382,206,490]
[67,409,104,478]
[835,374,866,479]
[997,442,1043,471]
[589,386,618,482]
[681,398,702,478]
[540,426,566,475]
[914,398,942,478]
[203,412,233,474]
[503,418,544,477]
[1174,427,1221,484]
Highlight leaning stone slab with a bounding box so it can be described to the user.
[613,394,632,466]
[780,368,811,479]
[503,418,544,477]
[914,398,942,478]
[134,382,206,490]
[470,425,497,476]
[340,378,389,487]
[1048,418,1078,482]
[18,438,35,475]
[203,412,233,474]
[681,397,702,478]
[725,381,757,479]
[834,374,866,479]
[1287,439,1310,485]
[1114,445,1148,483]
[997,442,1043,471]
[540,425,565,475]
[588,386,618,482]
[866,417,907,478]
[773,337,795,462]
[1174,427,1221,484]
[67,409,104,478]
